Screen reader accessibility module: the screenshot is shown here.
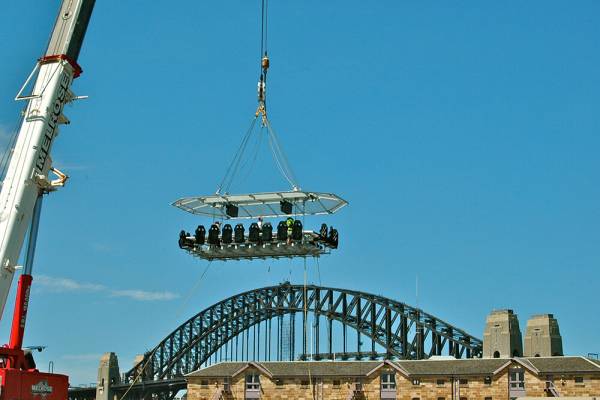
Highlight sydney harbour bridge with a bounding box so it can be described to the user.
[68,282,483,400]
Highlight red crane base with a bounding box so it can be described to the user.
[0,368,68,400]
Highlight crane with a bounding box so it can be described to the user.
[0,0,95,398]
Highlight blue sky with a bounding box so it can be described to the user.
[1,0,599,385]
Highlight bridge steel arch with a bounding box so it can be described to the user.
[123,282,483,384]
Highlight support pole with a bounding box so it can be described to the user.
[342,294,347,358]
[302,307,307,359]
[245,328,249,361]
[416,310,424,359]
[328,290,333,360]
[315,289,320,360]
[370,302,376,358]
[356,297,362,358]
[290,313,295,361]
[268,317,271,361]
[385,307,392,359]
[400,307,408,358]
[277,313,282,361]
[253,321,256,360]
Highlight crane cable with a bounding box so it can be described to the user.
[256,0,269,125]
[265,119,299,191]
[216,116,259,194]
[257,0,300,190]
[260,0,268,60]
[215,0,301,194]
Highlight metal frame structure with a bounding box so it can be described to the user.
[67,283,483,400]
[172,191,348,219]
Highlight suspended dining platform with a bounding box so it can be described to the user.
[179,228,337,261]
[174,190,345,261]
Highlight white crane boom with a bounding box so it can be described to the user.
[0,0,95,322]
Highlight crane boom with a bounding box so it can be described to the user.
[0,0,95,322]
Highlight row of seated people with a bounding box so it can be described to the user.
[179,220,338,249]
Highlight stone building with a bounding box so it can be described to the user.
[524,314,563,357]
[96,352,120,400]
[186,357,600,400]
[483,310,523,358]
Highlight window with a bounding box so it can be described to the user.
[301,380,310,388]
[200,380,208,388]
[493,351,500,358]
[246,374,260,390]
[437,397,445,400]
[245,374,260,399]
[575,376,584,384]
[381,373,396,390]
[333,380,341,388]
[411,398,420,400]
[485,397,493,400]
[484,376,492,385]
[460,397,467,400]
[412,378,421,386]
[381,373,396,399]
[275,379,284,386]
[459,378,468,385]
[436,379,445,386]
[508,367,526,400]
[509,370,525,389]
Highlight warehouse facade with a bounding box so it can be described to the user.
[186,357,600,399]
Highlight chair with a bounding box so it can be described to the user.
[262,222,273,242]
[277,221,287,241]
[195,225,206,245]
[292,220,303,241]
[208,224,220,245]
[320,223,328,239]
[221,224,233,244]
[329,228,338,248]
[234,223,245,243]
[178,230,190,249]
[249,223,260,243]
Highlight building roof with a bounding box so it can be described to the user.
[587,358,600,368]
[524,357,600,374]
[396,358,510,376]
[187,362,248,378]
[186,357,600,380]
[263,361,381,377]
[187,361,381,378]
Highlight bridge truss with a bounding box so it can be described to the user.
[69,282,482,400]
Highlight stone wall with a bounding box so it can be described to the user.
[187,363,600,400]
[389,373,509,399]
[523,369,600,398]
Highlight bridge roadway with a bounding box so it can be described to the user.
[68,282,483,400]
[69,378,186,400]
